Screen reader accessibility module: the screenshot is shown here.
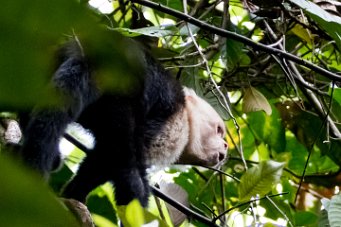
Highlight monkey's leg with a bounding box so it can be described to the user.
[62,153,108,203]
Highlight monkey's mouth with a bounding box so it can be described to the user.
[177,151,227,167]
[203,151,227,166]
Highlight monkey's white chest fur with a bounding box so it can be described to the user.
[146,108,189,167]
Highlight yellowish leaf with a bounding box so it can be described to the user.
[118,199,145,227]
[291,24,315,45]
[243,87,272,115]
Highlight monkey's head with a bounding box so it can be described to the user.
[177,88,228,166]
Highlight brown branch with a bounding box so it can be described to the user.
[130,0,341,82]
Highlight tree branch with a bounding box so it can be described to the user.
[151,186,219,226]
[130,0,341,82]
[64,133,219,226]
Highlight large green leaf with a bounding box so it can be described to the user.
[224,38,246,70]
[238,160,285,202]
[295,111,341,165]
[0,155,78,227]
[247,107,286,153]
[290,0,341,50]
[125,200,145,227]
[294,211,318,226]
[0,0,91,108]
[0,0,143,110]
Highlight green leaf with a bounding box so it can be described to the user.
[224,38,245,69]
[118,199,145,227]
[291,24,314,44]
[290,0,341,50]
[243,87,272,115]
[285,133,309,174]
[294,211,318,226]
[86,183,118,226]
[0,1,143,110]
[49,163,74,193]
[333,88,341,106]
[247,107,286,153]
[238,160,285,202]
[179,24,200,36]
[0,0,92,108]
[179,62,202,95]
[204,89,231,120]
[0,155,78,227]
[260,196,294,222]
[91,214,117,227]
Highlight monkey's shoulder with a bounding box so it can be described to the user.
[145,106,189,166]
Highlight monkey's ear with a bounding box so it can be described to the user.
[182,87,197,97]
[183,87,198,105]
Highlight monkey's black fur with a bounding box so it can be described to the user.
[20,41,185,206]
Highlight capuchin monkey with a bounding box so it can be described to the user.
[19,38,228,207]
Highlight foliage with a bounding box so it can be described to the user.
[0,155,79,227]
[1,0,341,226]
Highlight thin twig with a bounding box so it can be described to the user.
[182,0,245,171]
[130,0,341,82]
[152,186,220,226]
[213,192,289,222]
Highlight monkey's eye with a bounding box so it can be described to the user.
[217,125,224,137]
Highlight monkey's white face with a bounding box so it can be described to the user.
[177,88,228,166]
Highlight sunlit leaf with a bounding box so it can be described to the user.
[291,24,314,44]
[243,87,272,115]
[87,183,117,225]
[119,199,144,227]
[91,214,116,227]
[238,160,285,202]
